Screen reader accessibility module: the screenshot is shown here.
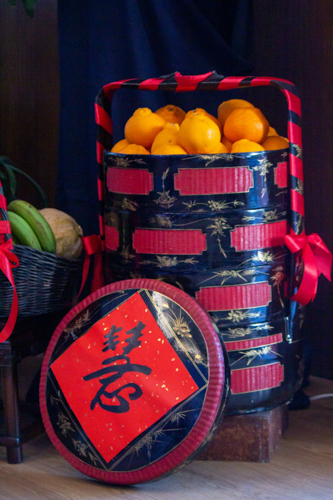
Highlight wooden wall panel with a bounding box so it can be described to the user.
[0,0,59,208]
[253,1,333,379]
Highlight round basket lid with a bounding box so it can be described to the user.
[40,279,229,485]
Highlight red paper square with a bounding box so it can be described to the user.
[50,292,199,463]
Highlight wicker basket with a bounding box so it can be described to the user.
[0,245,84,318]
[95,71,308,415]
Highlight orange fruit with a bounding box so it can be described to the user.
[267,126,278,137]
[153,144,187,155]
[111,138,129,153]
[155,104,186,125]
[151,122,180,153]
[218,99,254,128]
[262,135,289,151]
[119,143,150,155]
[209,142,229,154]
[185,108,222,133]
[221,136,233,152]
[224,107,269,144]
[178,113,221,154]
[124,107,166,149]
[231,139,265,153]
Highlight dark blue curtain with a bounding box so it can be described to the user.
[57,0,254,236]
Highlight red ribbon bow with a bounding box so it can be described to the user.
[284,232,332,305]
[0,239,19,343]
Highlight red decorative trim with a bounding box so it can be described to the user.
[0,193,7,209]
[104,225,119,251]
[138,78,166,90]
[217,76,248,91]
[231,362,284,394]
[97,178,104,203]
[195,282,272,311]
[248,76,272,87]
[274,162,288,188]
[289,155,303,181]
[96,141,104,165]
[285,91,302,117]
[94,103,113,136]
[103,78,137,95]
[98,215,105,250]
[291,189,305,217]
[249,76,277,87]
[174,71,213,91]
[106,167,153,195]
[288,121,302,148]
[174,167,253,195]
[224,333,283,352]
[230,220,288,251]
[0,239,19,343]
[0,221,11,233]
[132,229,207,255]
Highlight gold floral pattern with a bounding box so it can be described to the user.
[198,268,261,286]
[140,256,198,268]
[231,345,282,366]
[253,157,273,198]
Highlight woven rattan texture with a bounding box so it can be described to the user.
[0,245,83,318]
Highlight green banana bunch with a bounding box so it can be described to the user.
[7,199,56,253]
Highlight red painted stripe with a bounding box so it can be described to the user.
[284,90,301,117]
[174,167,253,195]
[174,72,213,91]
[195,282,272,311]
[132,229,207,255]
[231,362,284,394]
[94,103,113,136]
[105,225,119,251]
[0,193,7,209]
[106,167,153,195]
[217,76,248,91]
[291,189,305,217]
[138,78,167,90]
[97,178,104,203]
[249,76,273,87]
[288,121,302,148]
[274,161,288,188]
[96,141,104,165]
[230,220,288,251]
[99,215,105,250]
[224,333,283,352]
[250,76,298,89]
[289,154,303,181]
[102,78,137,95]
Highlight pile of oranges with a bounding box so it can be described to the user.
[112,100,289,155]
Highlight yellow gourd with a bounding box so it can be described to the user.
[39,208,83,259]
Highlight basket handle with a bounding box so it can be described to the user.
[95,71,304,238]
[0,181,19,342]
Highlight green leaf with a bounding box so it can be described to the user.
[0,157,17,202]
[0,156,48,207]
[7,0,17,6]
[1,163,17,196]
[21,0,38,17]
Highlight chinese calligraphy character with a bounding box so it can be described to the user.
[102,325,122,352]
[83,321,151,413]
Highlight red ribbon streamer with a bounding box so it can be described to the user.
[284,232,332,305]
[0,239,19,343]
[79,235,104,297]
